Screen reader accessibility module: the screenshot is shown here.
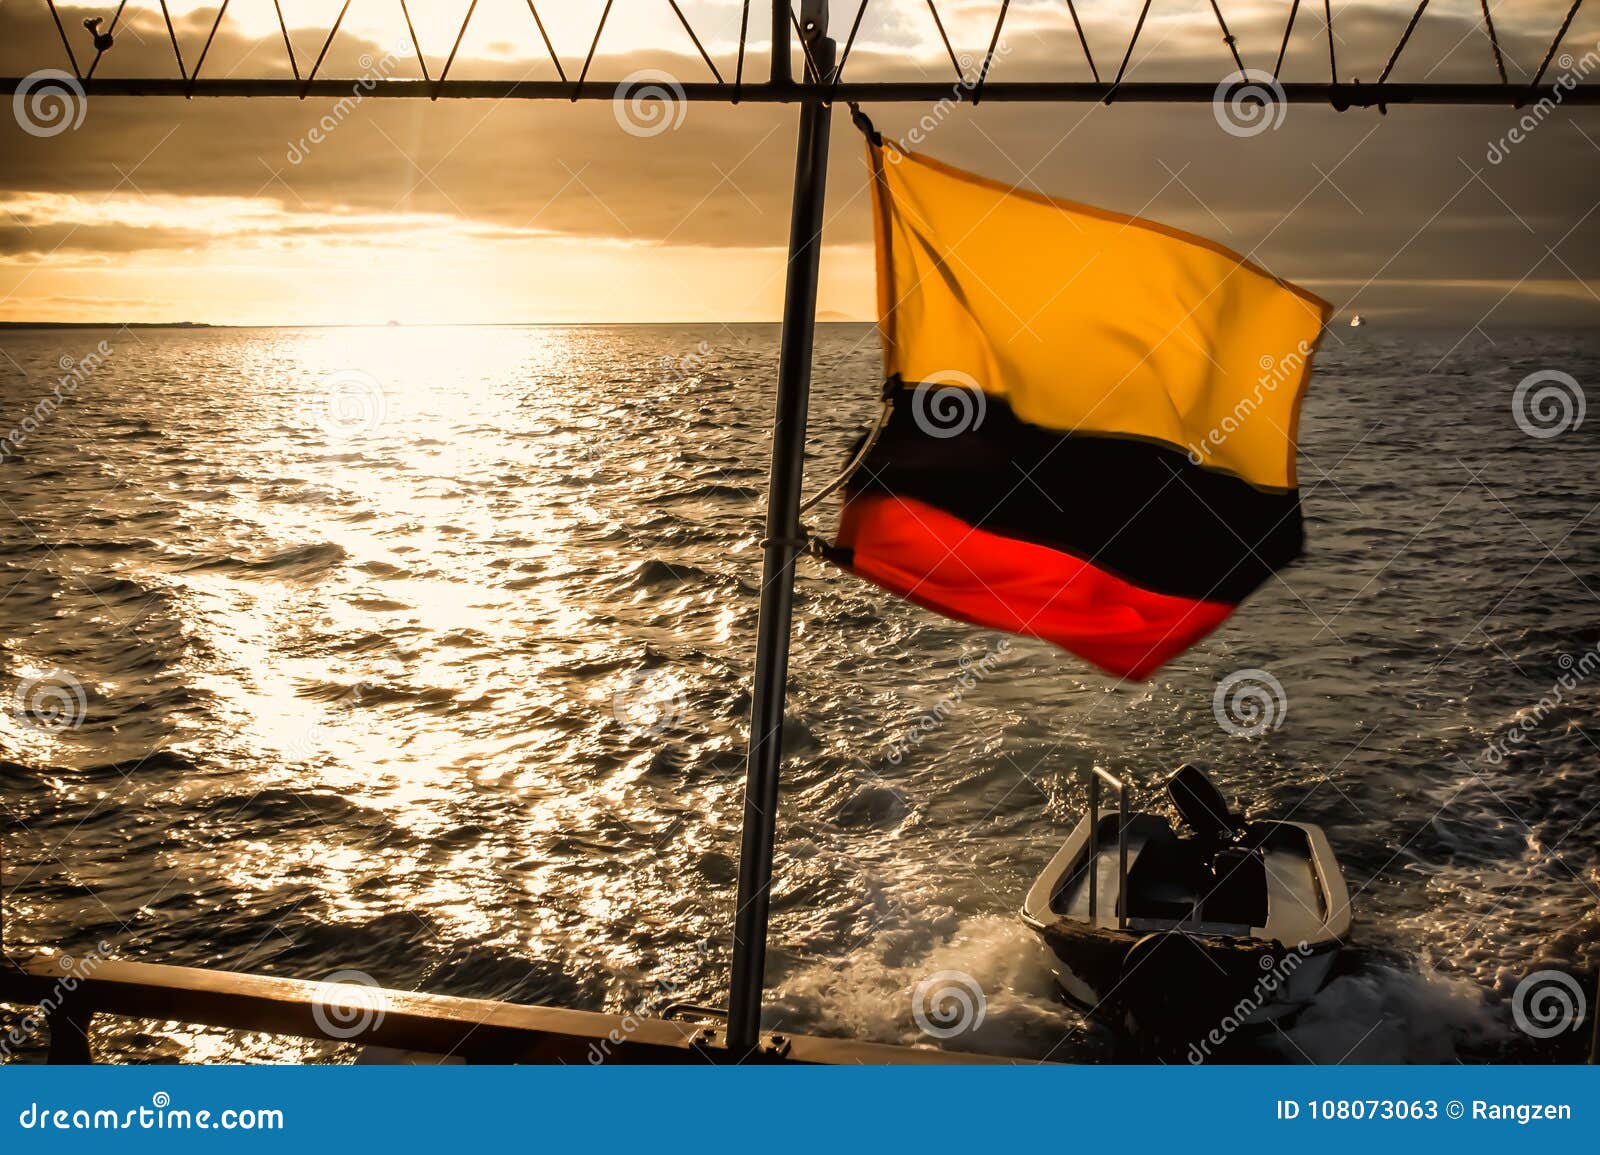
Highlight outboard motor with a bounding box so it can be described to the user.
[1166,764,1243,845]
[1167,765,1268,926]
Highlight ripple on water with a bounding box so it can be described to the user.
[0,324,1595,1063]
[180,541,349,581]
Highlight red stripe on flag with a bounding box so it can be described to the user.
[838,494,1236,680]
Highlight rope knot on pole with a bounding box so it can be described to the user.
[83,17,114,52]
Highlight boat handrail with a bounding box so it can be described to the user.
[1091,766,1125,792]
[1086,766,1131,931]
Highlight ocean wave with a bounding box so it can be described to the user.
[180,541,348,580]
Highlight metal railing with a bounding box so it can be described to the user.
[3,0,1594,106]
[1085,765,1130,931]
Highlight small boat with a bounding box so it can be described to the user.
[1349,314,1365,327]
[1021,765,1350,1041]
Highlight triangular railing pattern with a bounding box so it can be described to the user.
[17,0,1598,104]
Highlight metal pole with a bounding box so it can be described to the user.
[9,79,1595,105]
[1087,772,1100,925]
[1118,781,1129,930]
[725,1,833,1057]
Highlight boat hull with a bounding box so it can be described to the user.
[1033,917,1340,1031]
[1021,801,1351,1039]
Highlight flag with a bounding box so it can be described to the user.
[832,137,1332,680]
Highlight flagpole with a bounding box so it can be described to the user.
[726,0,835,1058]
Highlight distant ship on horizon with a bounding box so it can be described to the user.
[1350,314,1365,328]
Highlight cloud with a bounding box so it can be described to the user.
[0,1,1596,323]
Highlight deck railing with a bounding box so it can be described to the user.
[0,949,1011,1064]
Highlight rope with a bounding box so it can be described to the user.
[45,0,81,79]
[1207,0,1246,75]
[802,106,891,522]
[85,0,127,81]
[667,0,725,84]
[1531,0,1585,89]
[973,0,1011,104]
[848,101,882,145]
[160,0,187,81]
[1377,0,1429,85]
[526,1,565,84]
[1479,0,1507,85]
[798,394,894,516]
[1274,0,1301,80]
[750,12,879,541]
[925,0,965,83]
[1062,0,1100,83]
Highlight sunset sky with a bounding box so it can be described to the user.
[2,0,1597,326]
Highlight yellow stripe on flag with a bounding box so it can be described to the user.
[868,140,1332,492]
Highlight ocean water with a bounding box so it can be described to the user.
[0,322,1595,1064]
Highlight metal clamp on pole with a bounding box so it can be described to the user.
[725,0,835,1060]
